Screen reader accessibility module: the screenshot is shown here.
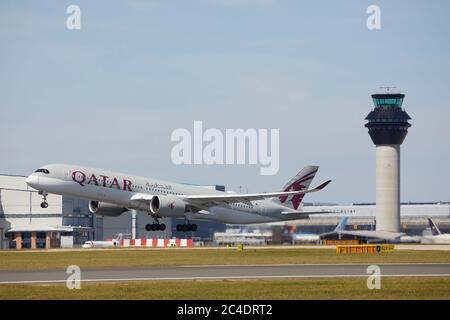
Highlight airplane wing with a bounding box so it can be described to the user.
[320,230,405,241]
[281,210,331,215]
[278,210,332,221]
[130,193,154,201]
[338,230,405,240]
[180,180,331,209]
[129,193,156,211]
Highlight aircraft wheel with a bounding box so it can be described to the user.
[176,224,183,232]
[41,202,48,209]
[191,224,198,232]
[159,223,166,231]
[150,224,158,231]
[145,224,152,231]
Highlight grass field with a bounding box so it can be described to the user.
[1,277,450,299]
[1,248,450,271]
[1,248,450,300]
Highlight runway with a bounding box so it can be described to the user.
[2,244,450,254]
[1,263,450,284]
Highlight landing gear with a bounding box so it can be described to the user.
[176,223,197,232]
[145,223,166,231]
[39,191,48,209]
[145,217,166,232]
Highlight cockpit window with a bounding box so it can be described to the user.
[34,169,50,174]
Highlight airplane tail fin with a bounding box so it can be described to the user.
[115,233,124,241]
[334,217,348,232]
[277,166,319,210]
[428,218,442,236]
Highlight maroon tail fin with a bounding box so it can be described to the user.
[278,166,319,210]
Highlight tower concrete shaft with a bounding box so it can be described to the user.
[376,145,400,232]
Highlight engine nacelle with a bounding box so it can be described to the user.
[150,195,186,217]
[89,201,128,217]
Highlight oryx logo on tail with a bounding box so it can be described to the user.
[278,166,318,210]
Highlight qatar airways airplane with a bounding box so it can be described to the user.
[25,164,331,232]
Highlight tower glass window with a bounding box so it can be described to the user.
[372,94,404,108]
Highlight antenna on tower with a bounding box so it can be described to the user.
[380,86,397,94]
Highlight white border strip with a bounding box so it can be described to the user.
[1,274,450,285]
[178,262,450,268]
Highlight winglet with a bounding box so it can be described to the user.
[314,180,332,191]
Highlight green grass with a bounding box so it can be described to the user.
[2,248,449,300]
[1,277,450,299]
[1,248,450,271]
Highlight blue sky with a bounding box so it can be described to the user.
[1,0,449,203]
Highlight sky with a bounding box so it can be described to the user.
[1,0,449,204]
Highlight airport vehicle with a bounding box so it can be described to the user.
[26,164,331,232]
[81,233,124,248]
[421,218,450,244]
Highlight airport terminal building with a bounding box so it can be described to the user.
[0,174,97,249]
[296,202,450,235]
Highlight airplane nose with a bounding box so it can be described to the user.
[25,175,39,188]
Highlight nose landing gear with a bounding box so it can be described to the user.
[39,191,49,208]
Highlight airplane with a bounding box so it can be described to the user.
[81,233,125,248]
[288,216,349,243]
[421,218,450,244]
[318,217,421,243]
[25,164,331,232]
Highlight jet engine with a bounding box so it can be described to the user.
[149,195,187,217]
[89,201,128,217]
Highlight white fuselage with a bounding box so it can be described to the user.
[421,234,450,244]
[81,240,120,248]
[25,164,300,224]
[292,234,320,243]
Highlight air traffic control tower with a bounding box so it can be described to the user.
[365,89,411,233]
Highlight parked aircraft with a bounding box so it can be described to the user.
[288,217,349,243]
[81,233,125,248]
[319,217,421,243]
[421,218,450,244]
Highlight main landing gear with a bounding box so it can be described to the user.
[39,191,48,209]
[145,217,166,232]
[176,223,197,232]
